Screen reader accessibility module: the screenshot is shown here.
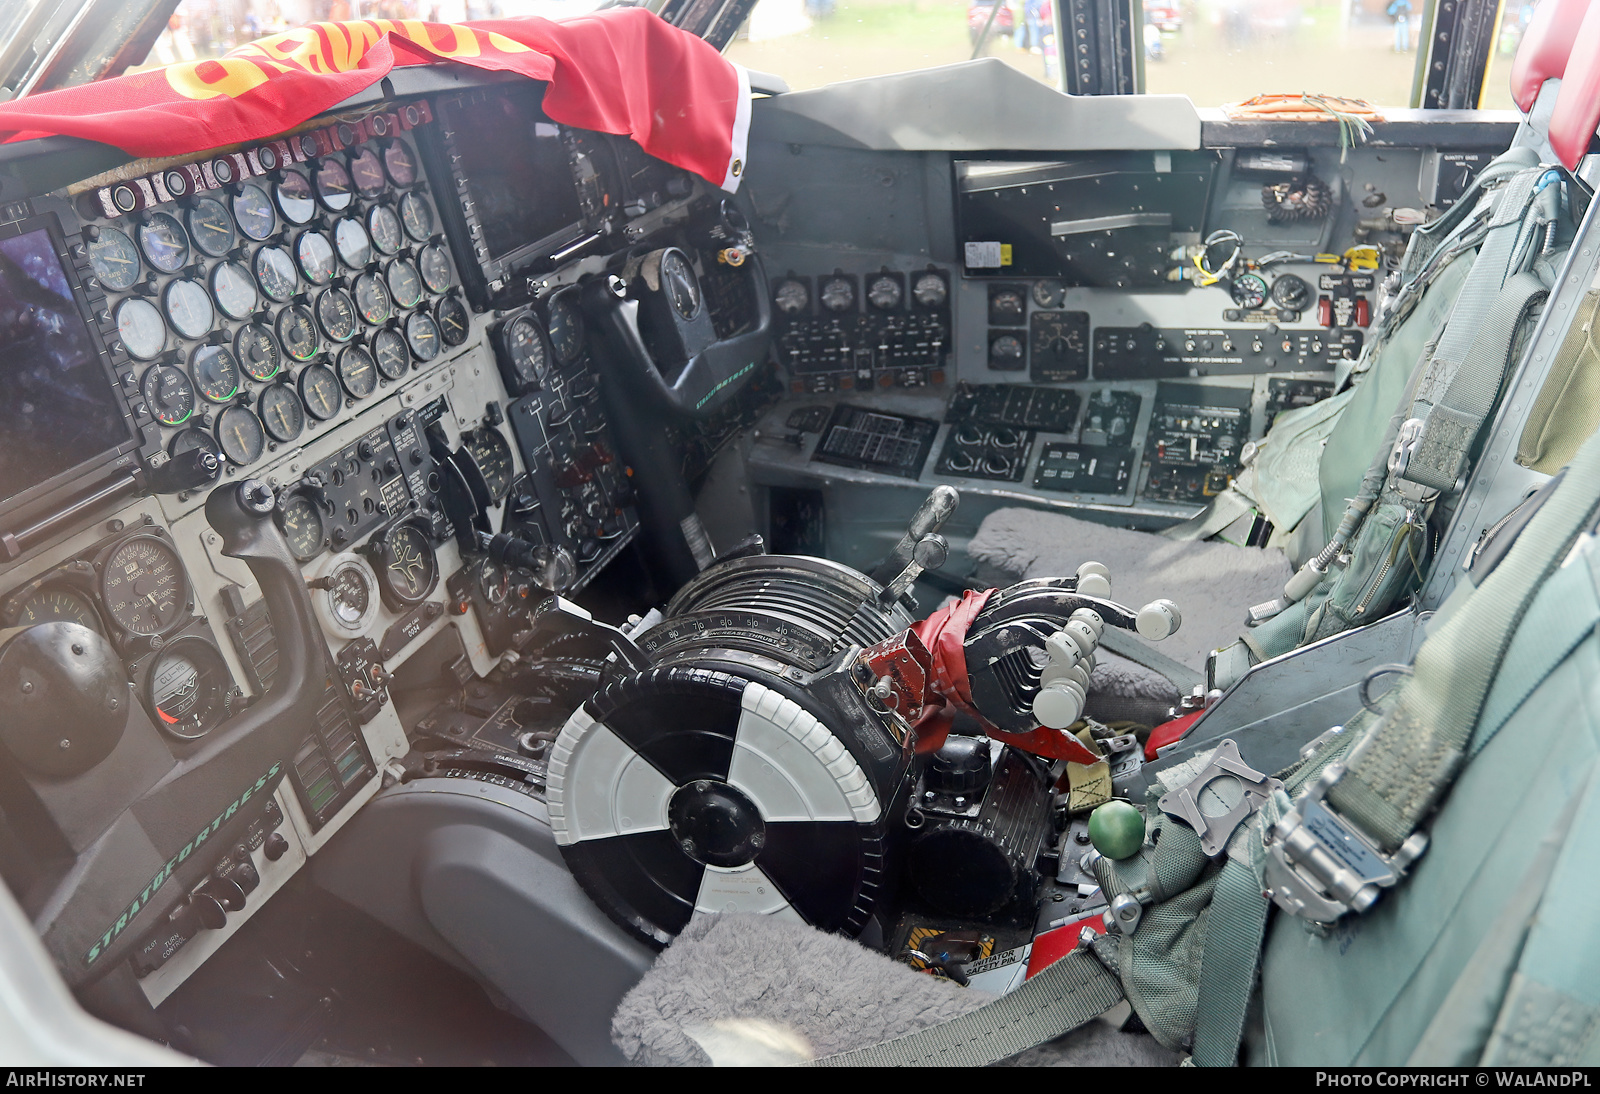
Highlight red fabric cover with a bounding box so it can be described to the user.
[0,10,747,191]
[1144,708,1204,761]
[1510,0,1593,112]
[1550,0,1600,168]
[911,589,1101,766]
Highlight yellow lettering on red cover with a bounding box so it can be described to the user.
[165,56,273,100]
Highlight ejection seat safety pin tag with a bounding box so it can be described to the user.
[1389,418,1441,505]
[1157,739,1282,858]
[1262,762,1430,923]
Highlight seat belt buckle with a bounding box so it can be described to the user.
[1262,761,1429,923]
[1387,418,1442,505]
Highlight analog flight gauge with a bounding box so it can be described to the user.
[210,260,258,320]
[298,363,342,420]
[186,195,235,257]
[989,333,1025,369]
[867,274,903,312]
[168,427,222,475]
[311,553,381,637]
[137,212,189,273]
[772,278,809,316]
[316,288,359,343]
[399,191,432,242]
[463,427,515,502]
[277,304,321,362]
[254,245,298,302]
[257,383,304,442]
[275,168,316,225]
[337,345,379,399]
[215,405,265,466]
[496,314,549,391]
[418,243,452,294]
[386,258,424,309]
[279,492,327,561]
[371,327,409,380]
[547,293,585,363]
[87,227,140,291]
[314,158,355,212]
[190,345,240,403]
[348,147,386,199]
[141,365,194,426]
[146,637,231,740]
[233,182,276,241]
[117,298,165,360]
[912,270,948,309]
[384,141,418,187]
[296,231,337,285]
[1032,279,1067,309]
[334,218,372,269]
[989,287,1026,324]
[14,587,102,633]
[163,279,214,341]
[406,310,441,362]
[1271,273,1311,311]
[353,273,393,326]
[367,206,403,258]
[99,534,189,637]
[436,294,469,346]
[235,322,281,381]
[819,275,855,313]
[1231,273,1269,310]
[372,521,438,610]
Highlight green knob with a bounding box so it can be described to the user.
[1088,801,1146,860]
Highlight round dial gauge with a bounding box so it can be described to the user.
[867,275,903,312]
[773,278,809,316]
[367,205,402,255]
[210,260,258,320]
[88,227,140,291]
[348,147,386,198]
[235,322,281,381]
[296,231,337,285]
[99,534,188,636]
[163,278,214,341]
[186,196,235,257]
[313,158,355,211]
[117,298,165,360]
[464,428,514,501]
[334,217,372,269]
[257,382,304,443]
[298,362,342,420]
[1032,279,1067,309]
[279,492,325,561]
[353,272,392,325]
[275,168,316,225]
[912,271,948,308]
[1231,272,1269,310]
[276,304,321,362]
[141,365,194,426]
[15,587,101,633]
[399,191,433,241]
[233,182,276,241]
[477,559,511,606]
[405,310,441,362]
[337,345,379,399]
[146,638,230,740]
[313,554,381,636]
[1271,273,1311,310]
[499,314,548,389]
[316,287,359,343]
[990,333,1024,364]
[373,522,437,609]
[384,141,418,187]
[168,427,222,471]
[990,289,1025,322]
[138,212,190,273]
[418,243,452,294]
[435,294,469,346]
[215,405,265,466]
[254,245,298,302]
[189,344,240,403]
[547,294,584,363]
[386,258,423,308]
[659,250,701,319]
[371,327,409,380]
[819,276,855,313]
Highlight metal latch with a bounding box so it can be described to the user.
[1157,739,1281,857]
[1387,418,1441,504]
[1263,761,1429,923]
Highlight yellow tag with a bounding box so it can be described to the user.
[1066,760,1112,813]
[1000,243,1013,266]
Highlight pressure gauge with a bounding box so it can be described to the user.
[310,552,381,638]
[912,271,948,309]
[773,278,810,316]
[1231,273,1269,310]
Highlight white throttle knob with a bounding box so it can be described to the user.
[1033,679,1087,729]
[1135,599,1183,641]
[1076,561,1112,599]
[1040,661,1092,690]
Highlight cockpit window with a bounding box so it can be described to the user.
[725,0,1539,107]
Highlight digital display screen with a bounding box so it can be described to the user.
[449,88,584,261]
[0,227,134,508]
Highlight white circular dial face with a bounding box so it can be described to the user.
[912,272,947,308]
